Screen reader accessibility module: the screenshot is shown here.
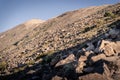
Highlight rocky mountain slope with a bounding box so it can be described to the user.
[0,19,44,51]
[0,3,120,80]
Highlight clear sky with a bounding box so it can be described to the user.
[0,0,119,33]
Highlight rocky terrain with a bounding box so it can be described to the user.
[0,3,120,80]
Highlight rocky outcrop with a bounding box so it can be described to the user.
[50,27,120,80]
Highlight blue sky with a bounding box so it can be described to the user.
[0,0,119,32]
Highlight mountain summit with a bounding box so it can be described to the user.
[24,19,45,26]
[0,3,120,80]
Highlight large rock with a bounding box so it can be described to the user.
[52,76,65,80]
[99,40,120,56]
[79,63,112,80]
[91,54,106,63]
[55,54,75,67]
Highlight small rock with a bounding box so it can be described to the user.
[76,62,86,73]
[55,54,75,67]
[27,70,36,74]
[103,56,119,62]
[36,52,40,55]
[52,75,66,80]
[78,55,87,62]
[85,51,93,57]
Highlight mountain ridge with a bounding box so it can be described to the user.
[0,3,120,80]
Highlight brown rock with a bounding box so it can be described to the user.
[78,55,87,62]
[112,41,120,54]
[103,56,119,62]
[104,41,120,56]
[99,40,110,51]
[104,44,115,56]
[91,54,106,62]
[98,40,120,56]
[76,62,86,73]
[27,70,36,74]
[79,73,108,80]
[52,76,64,80]
[85,51,92,57]
[75,55,88,73]
[55,54,75,67]
[103,63,112,80]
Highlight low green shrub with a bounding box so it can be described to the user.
[104,11,115,18]
[0,61,7,71]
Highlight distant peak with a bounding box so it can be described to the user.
[24,19,45,26]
